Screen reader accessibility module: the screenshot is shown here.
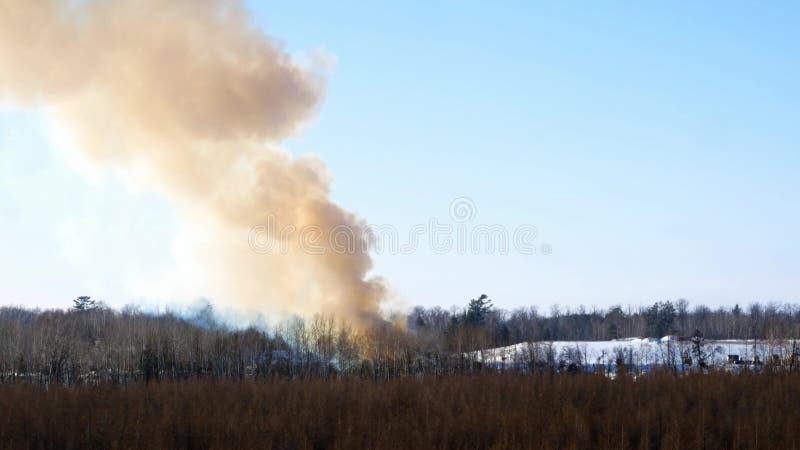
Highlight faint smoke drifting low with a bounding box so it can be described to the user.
[0,0,385,322]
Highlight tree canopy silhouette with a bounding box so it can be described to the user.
[72,296,96,312]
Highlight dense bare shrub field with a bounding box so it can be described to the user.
[2,372,799,449]
[2,302,800,448]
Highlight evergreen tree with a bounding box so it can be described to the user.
[691,329,707,370]
[646,301,676,337]
[607,323,619,340]
[466,294,492,326]
[72,296,96,312]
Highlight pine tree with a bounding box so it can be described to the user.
[466,294,492,326]
[691,329,707,370]
[607,323,619,340]
[72,296,96,312]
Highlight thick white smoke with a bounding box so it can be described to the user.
[0,0,385,322]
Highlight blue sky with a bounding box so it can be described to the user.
[1,1,798,311]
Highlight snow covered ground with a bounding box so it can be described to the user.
[473,337,799,371]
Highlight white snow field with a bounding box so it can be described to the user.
[473,336,800,372]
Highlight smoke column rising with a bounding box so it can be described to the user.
[0,0,385,321]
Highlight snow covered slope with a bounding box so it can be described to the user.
[474,337,799,371]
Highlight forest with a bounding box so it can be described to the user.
[409,298,800,344]
[2,297,800,449]
[1,296,800,385]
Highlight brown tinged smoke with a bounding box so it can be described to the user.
[0,0,385,322]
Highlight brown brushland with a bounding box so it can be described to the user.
[1,372,799,449]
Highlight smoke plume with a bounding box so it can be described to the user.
[0,0,385,321]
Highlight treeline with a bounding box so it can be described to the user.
[409,299,800,349]
[2,372,800,449]
[0,303,477,385]
[2,297,800,386]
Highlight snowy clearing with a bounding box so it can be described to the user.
[473,337,800,372]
